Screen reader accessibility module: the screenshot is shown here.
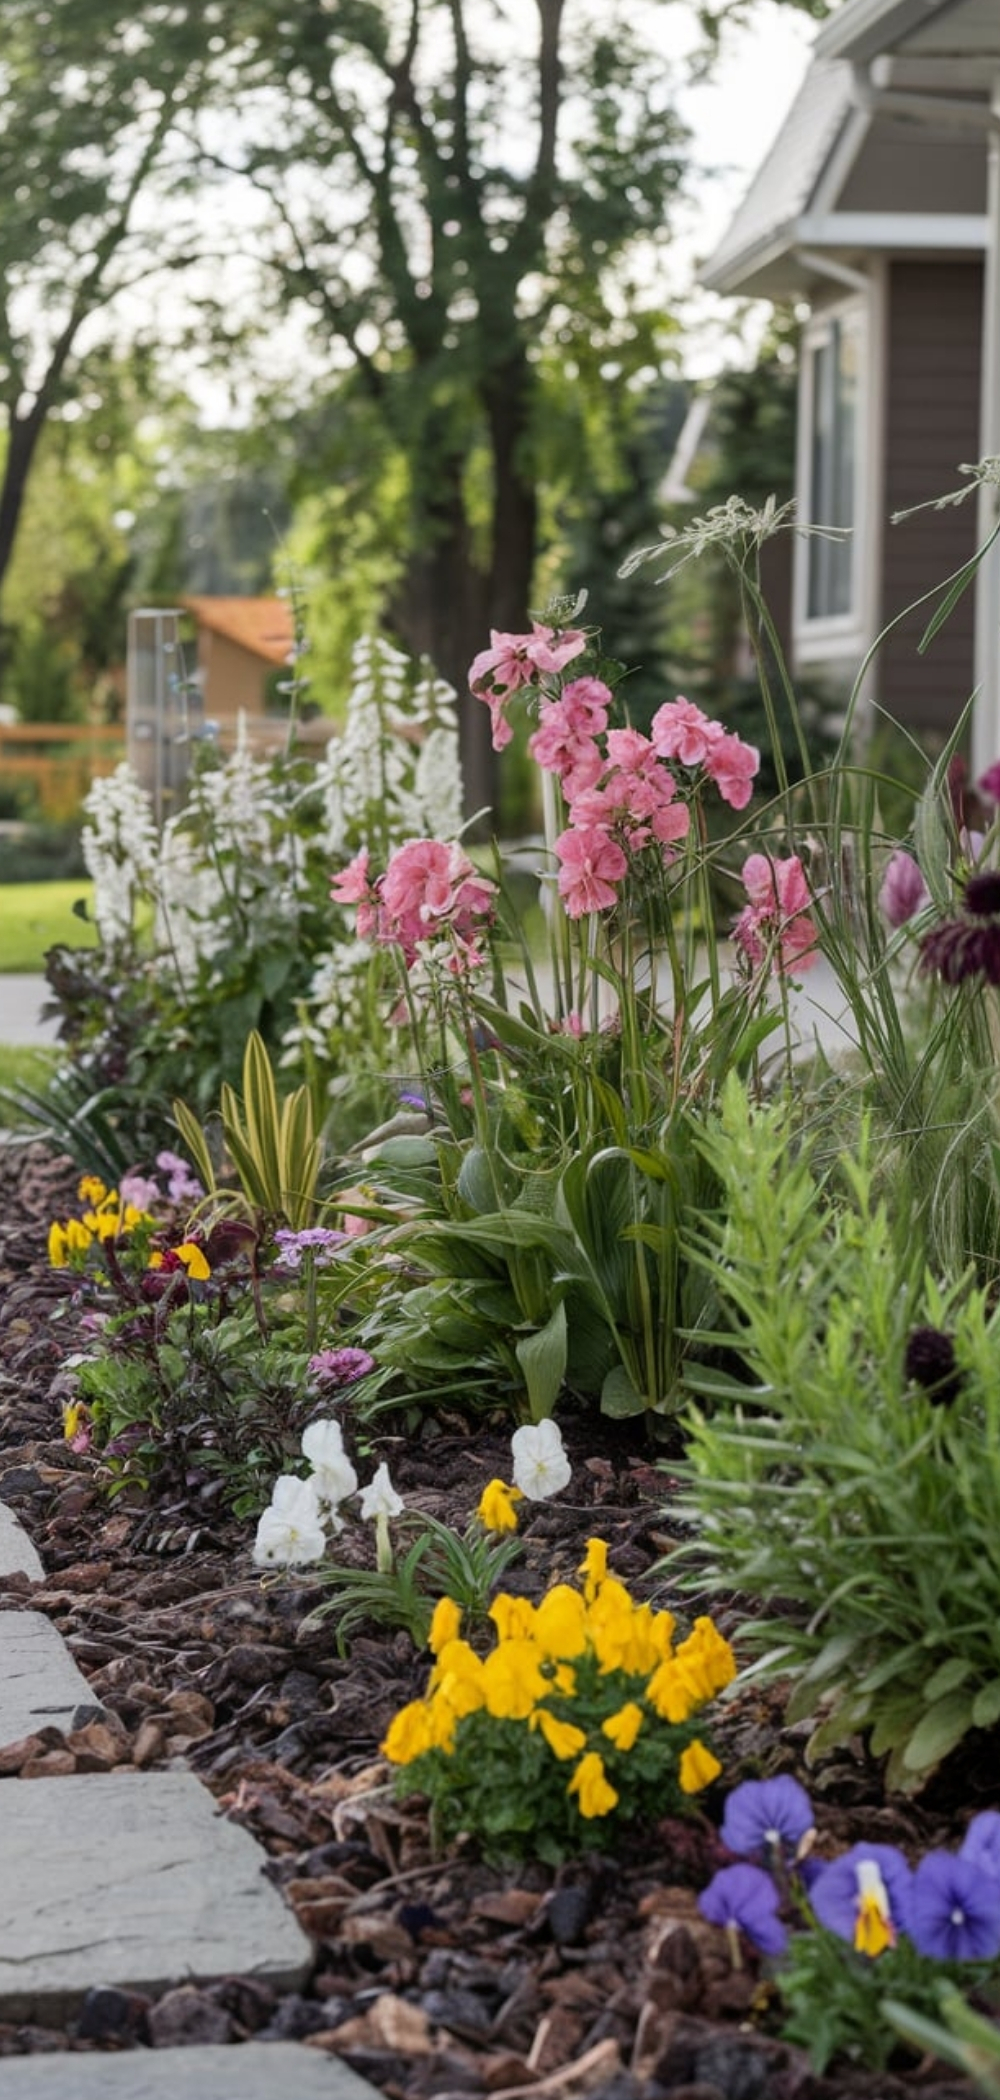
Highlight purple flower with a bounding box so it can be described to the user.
[978,761,1000,804]
[398,1089,427,1110]
[908,1851,1000,1963]
[720,1777,814,1862]
[273,1227,348,1271]
[698,1864,787,1956]
[308,1346,376,1388]
[903,1326,964,1408]
[960,1812,1000,1881]
[919,916,1000,987]
[156,1150,204,1206]
[879,850,929,929]
[965,869,1000,917]
[810,1843,912,1957]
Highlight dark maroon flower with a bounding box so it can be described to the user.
[963,870,1000,918]
[904,1326,964,1408]
[919,918,1000,987]
[978,761,1000,805]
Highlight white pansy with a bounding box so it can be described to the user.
[252,1474,326,1567]
[359,1462,404,1522]
[510,1419,572,1501]
[302,1416,359,1509]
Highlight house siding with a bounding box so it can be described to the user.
[877,258,983,744]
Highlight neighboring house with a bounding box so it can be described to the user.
[181,595,296,719]
[702,0,1000,769]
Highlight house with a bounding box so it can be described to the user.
[702,0,1000,770]
[181,595,297,719]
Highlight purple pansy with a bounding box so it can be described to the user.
[810,1843,912,1954]
[960,1812,1000,1881]
[908,1851,1000,1964]
[698,1864,788,1957]
[720,1776,814,1862]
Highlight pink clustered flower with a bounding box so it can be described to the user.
[332,838,496,972]
[469,624,588,751]
[733,853,819,976]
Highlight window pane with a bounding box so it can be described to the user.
[806,316,857,620]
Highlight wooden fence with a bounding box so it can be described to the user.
[0,713,339,823]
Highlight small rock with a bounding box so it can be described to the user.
[146,1984,234,2048]
[547,1884,594,1945]
[75,1984,150,2043]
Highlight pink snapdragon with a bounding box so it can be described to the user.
[332,838,496,971]
[650,696,760,810]
[468,623,588,750]
[733,853,819,975]
[554,825,628,917]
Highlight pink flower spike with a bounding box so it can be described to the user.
[734,852,819,976]
[650,696,724,768]
[979,761,1000,804]
[879,850,929,928]
[331,847,371,905]
[705,732,760,811]
[524,624,588,676]
[554,825,628,917]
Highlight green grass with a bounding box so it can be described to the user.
[0,880,95,972]
[0,1046,59,1128]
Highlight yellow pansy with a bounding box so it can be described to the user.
[62,1401,85,1443]
[481,1636,547,1720]
[567,1750,619,1819]
[77,1175,107,1206]
[533,1583,588,1660]
[174,1241,211,1280]
[48,1221,69,1268]
[685,1617,737,1695]
[678,1738,723,1794]
[579,1537,608,1601]
[428,1597,463,1655]
[645,1659,697,1725]
[477,1478,523,1533]
[489,1592,536,1642]
[586,1578,640,1673]
[530,1709,587,1761]
[602,1701,644,1752]
[381,1699,435,1765]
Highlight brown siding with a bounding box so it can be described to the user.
[878,258,982,745]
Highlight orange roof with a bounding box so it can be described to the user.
[182,596,295,666]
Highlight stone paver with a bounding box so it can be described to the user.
[0,1611,100,1744]
[0,1502,43,1582]
[0,2042,383,2097]
[0,1771,313,2021]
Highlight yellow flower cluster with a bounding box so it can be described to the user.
[381,1536,734,1822]
[48,1177,153,1268]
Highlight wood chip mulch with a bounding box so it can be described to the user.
[0,1138,987,2098]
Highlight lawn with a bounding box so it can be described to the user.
[0,880,96,972]
[0,1045,58,1127]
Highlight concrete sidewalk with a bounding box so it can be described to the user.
[0,976,60,1049]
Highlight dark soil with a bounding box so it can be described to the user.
[0,1139,989,2099]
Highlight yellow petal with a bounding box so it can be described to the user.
[678,1738,722,1794]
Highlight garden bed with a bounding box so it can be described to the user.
[0,1138,989,2100]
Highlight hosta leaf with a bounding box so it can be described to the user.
[515,1303,567,1423]
[601,1364,647,1418]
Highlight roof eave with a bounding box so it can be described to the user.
[815,0,952,65]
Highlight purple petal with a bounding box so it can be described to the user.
[720,1777,814,1860]
[909,1851,1000,1963]
[960,1813,1000,1882]
[810,1843,912,1946]
[698,1864,788,1957]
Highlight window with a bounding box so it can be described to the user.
[801,305,862,627]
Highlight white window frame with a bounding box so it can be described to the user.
[793,284,879,663]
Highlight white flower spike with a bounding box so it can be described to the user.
[252,1475,326,1567]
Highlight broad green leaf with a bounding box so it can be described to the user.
[600,1363,647,1418]
[901,1692,974,1774]
[971,1680,1000,1730]
[922,1655,974,1703]
[515,1302,568,1423]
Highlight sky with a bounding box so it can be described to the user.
[665,0,818,371]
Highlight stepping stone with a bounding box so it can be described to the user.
[0,1611,98,1744]
[0,1771,313,2021]
[0,1502,43,1582]
[0,2042,383,2097]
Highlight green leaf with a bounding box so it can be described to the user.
[600,1363,647,1418]
[901,1692,974,1774]
[971,1679,1000,1729]
[515,1303,568,1423]
[922,1655,973,1703]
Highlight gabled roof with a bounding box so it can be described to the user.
[701,60,857,296]
[181,596,295,666]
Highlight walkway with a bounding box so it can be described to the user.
[0,1502,383,2097]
